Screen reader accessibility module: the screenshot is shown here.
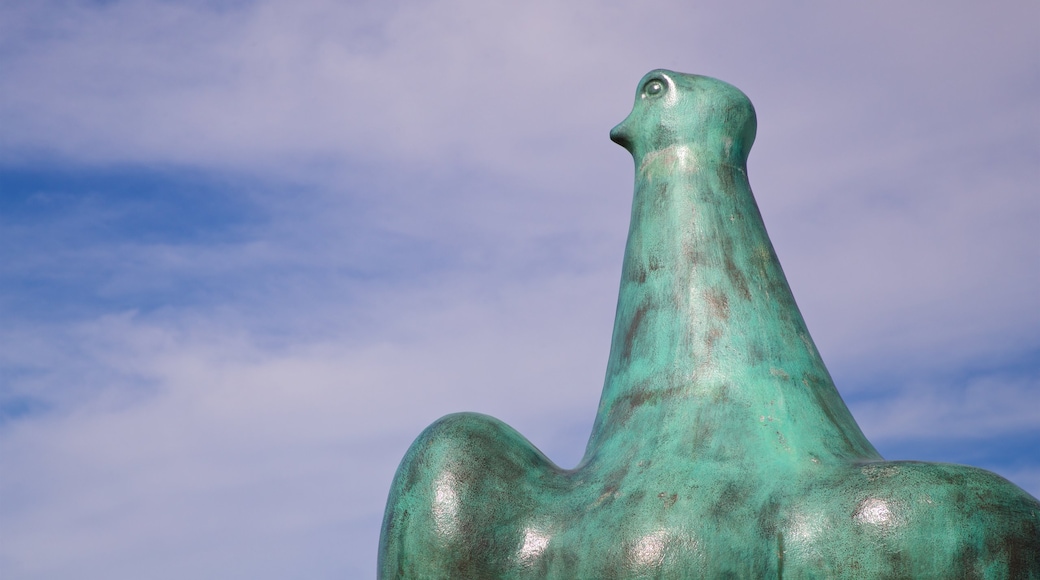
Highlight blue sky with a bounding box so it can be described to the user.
[1,1,1038,577]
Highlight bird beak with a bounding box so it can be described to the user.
[610,119,634,152]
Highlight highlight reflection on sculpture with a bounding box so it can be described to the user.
[378,70,1040,578]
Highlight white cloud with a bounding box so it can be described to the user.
[855,374,1040,442]
[0,265,615,577]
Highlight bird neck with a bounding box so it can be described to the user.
[582,146,879,467]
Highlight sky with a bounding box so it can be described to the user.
[0,0,1037,577]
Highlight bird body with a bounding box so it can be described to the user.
[378,70,1040,579]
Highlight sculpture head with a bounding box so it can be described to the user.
[610,69,757,167]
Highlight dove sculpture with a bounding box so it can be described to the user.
[378,70,1040,579]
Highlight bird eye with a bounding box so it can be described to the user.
[644,79,665,98]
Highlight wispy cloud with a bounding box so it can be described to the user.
[855,371,1040,442]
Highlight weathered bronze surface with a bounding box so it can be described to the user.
[378,70,1040,578]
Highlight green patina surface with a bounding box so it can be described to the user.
[378,70,1040,579]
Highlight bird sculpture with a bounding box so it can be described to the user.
[378,70,1040,578]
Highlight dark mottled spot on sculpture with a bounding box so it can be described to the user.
[390,509,409,577]
[686,422,707,454]
[684,245,706,267]
[717,164,736,194]
[756,496,782,539]
[724,253,752,301]
[941,469,967,487]
[705,288,730,320]
[711,482,751,520]
[402,446,425,492]
[885,548,908,576]
[748,342,766,364]
[612,385,685,427]
[954,543,983,580]
[652,125,678,150]
[599,465,633,503]
[712,383,731,404]
[623,245,649,284]
[653,181,669,207]
[703,327,722,356]
[622,303,649,362]
[659,492,678,508]
[627,489,647,505]
[992,518,1040,579]
[628,262,647,284]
